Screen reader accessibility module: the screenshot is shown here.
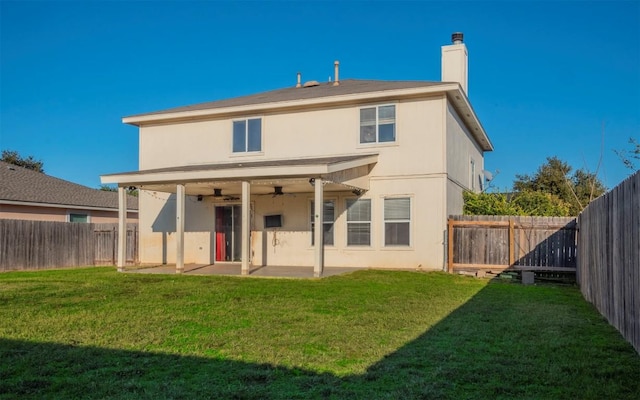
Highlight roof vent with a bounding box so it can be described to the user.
[452,32,463,44]
[303,80,320,88]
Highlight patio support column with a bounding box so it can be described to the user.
[176,183,185,274]
[117,186,127,272]
[313,178,324,277]
[241,181,251,275]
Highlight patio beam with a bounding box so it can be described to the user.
[314,177,324,277]
[176,183,185,273]
[117,187,127,272]
[241,181,250,275]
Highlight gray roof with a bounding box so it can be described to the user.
[126,79,448,118]
[0,161,138,210]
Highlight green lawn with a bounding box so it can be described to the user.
[1,268,638,399]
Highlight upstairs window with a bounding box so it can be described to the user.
[233,118,262,153]
[360,105,396,144]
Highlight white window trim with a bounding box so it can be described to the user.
[345,197,372,247]
[231,117,263,154]
[470,157,476,191]
[309,197,337,248]
[381,195,413,248]
[67,211,90,223]
[359,103,397,145]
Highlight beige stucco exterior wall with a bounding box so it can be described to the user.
[138,190,215,264]
[0,204,138,223]
[139,175,447,269]
[445,103,484,216]
[138,95,446,176]
[136,94,485,270]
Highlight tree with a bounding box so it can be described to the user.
[1,150,44,172]
[512,156,605,215]
[99,184,139,197]
[614,137,640,171]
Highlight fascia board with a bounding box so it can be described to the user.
[326,154,378,173]
[101,155,378,186]
[446,87,494,152]
[122,84,460,126]
[101,164,332,185]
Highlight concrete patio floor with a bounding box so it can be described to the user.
[124,263,365,279]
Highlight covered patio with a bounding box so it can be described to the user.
[124,263,365,278]
[101,154,377,277]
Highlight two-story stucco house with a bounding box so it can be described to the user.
[102,33,492,276]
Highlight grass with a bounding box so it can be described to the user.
[0,267,638,399]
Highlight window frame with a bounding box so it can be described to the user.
[68,212,89,223]
[232,117,262,153]
[346,198,372,247]
[383,197,411,247]
[310,199,336,247]
[470,157,476,191]
[359,104,397,144]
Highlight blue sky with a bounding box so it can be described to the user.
[1,1,638,191]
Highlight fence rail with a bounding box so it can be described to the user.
[577,171,639,354]
[0,220,137,271]
[448,215,577,273]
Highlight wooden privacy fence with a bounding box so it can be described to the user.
[577,171,639,354]
[93,223,138,266]
[0,220,138,271]
[448,215,577,273]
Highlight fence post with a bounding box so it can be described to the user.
[509,218,515,267]
[447,218,454,273]
[112,227,117,265]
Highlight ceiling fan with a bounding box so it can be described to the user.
[263,186,296,198]
[197,188,239,201]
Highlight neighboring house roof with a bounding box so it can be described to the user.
[0,161,138,211]
[122,78,493,152]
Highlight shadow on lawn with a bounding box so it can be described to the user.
[2,282,639,400]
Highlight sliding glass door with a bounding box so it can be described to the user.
[215,205,242,262]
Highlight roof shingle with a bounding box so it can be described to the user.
[0,161,138,210]
[126,79,448,118]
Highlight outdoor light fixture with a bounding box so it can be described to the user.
[197,195,203,201]
[309,178,315,186]
[213,188,222,197]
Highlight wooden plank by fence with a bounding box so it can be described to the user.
[509,219,515,266]
[578,171,639,354]
[447,218,454,273]
[447,215,577,272]
[0,220,138,271]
